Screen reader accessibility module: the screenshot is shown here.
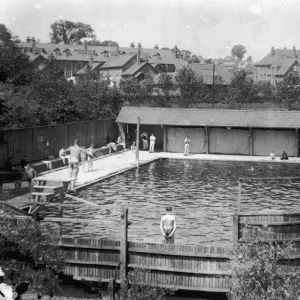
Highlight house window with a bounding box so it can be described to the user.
[294,66,299,71]
[65,70,72,78]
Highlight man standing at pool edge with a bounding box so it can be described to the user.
[160,207,176,244]
[64,140,94,191]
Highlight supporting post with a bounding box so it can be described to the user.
[136,117,140,168]
[108,279,115,300]
[249,128,253,156]
[59,186,64,239]
[233,214,239,245]
[212,64,215,108]
[162,125,167,152]
[120,208,128,300]
[237,179,242,214]
[296,129,299,157]
[205,127,209,154]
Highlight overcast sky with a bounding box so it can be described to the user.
[1,0,300,61]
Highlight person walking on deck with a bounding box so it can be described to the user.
[160,207,177,244]
[80,147,88,172]
[149,134,156,153]
[184,135,190,156]
[64,140,94,191]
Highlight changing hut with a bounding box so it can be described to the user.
[116,107,300,156]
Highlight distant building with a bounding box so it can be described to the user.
[254,47,300,84]
[18,38,186,80]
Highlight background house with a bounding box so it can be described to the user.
[254,47,300,84]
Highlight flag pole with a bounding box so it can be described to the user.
[136,117,140,168]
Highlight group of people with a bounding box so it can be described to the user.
[130,130,156,153]
[270,150,289,160]
[4,156,37,195]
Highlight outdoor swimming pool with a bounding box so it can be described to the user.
[45,159,300,246]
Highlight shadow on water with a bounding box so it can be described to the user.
[42,159,300,246]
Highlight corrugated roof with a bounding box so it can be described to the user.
[100,55,135,68]
[116,107,300,128]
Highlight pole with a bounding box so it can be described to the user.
[212,63,215,108]
[120,208,128,300]
[136,117,140,168]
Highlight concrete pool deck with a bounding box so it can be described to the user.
[6,150,300,208]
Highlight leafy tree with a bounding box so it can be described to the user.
[247,55,253,63]
[175,66,206,108]
[256,81,276,102]
[121,268,174,300]
[0,83,40,129]
[156,73,175,107]
[231,44,247,61]
[0,24,34,85]
[276,72,300,110]
[0,217,65,299]
[229,225,300,300]
[119,78,142,105]
[205,58,213,64]
[74,67,121,119]
[161,47,170,50]
[188,54,201,63]
[31,55,78,124]
[99,40,118,47]
[50,20,95,44]
[226,69,259,109]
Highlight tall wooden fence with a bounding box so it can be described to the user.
[0,119,118,166]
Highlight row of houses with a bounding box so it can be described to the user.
[19,37,233,87]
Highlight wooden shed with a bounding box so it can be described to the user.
[116,107,300,156]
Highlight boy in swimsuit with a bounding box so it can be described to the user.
[24,164,37,197]
[86,144,95,172]
[80,147,87,172]
[184,135,190,156]
[64,140,94,191]
[160,207,177,244]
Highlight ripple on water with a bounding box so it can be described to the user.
[41,160,300,245]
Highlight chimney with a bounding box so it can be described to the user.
[26,36,31,43]
[293,46,297,58]
[154,45,159,50]
[130,42,135,48]
[271,46,275,57]
[137,42,142,65]
[174,45,178,58]
[32,37,36,48]
[116,43,119,55]
[84,40,88,51]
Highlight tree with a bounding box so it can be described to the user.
[256,81,276,102]
[74,67,122,119]
[161,47,170,50]
[0,24,34,85]
[119,78,142,105]
[175,66,206,108]
[0,217,65,299]
[226,69,259,109]
[276,72,300,110]
[229,225,300,300]
[31,55,78,124]
[205,58,213,64]
[99,40,118,47]
[50,20,95,44]
[121,268,174,300]
[156,73,175,107]
[231,44,247,61]
[247,55,253,63]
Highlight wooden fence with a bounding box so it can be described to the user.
[0,119,118,166]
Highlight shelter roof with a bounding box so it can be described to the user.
[116,107,300,128]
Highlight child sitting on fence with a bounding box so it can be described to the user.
[280,151,289,160]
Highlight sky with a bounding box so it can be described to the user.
[1,0,300,61]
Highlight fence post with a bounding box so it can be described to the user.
[120,208,128,300]
[233,214,239,244]
[237,178,242,214]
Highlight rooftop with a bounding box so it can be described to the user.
[116,107,300,128]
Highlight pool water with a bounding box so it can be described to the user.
[44,159,300,246]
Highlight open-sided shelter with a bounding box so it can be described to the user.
[116,107,300,156]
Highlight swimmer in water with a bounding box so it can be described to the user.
[64,140,94,191]
[160,206,177,244]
